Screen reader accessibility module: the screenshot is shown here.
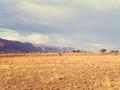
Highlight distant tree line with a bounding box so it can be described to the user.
[0,49,119,56]
[100,49,119,55]
[72,50,87,53]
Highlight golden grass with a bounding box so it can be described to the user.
[0,54,120,90]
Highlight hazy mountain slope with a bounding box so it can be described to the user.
[0,38,74,53]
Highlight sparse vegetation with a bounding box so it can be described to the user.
[72,50,87,53]
[109,50,119,55]
[100,49,107,54]
[0,53,120,90]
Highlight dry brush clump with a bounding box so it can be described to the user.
[0,52,67,57]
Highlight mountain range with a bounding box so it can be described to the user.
[0,38,74,53]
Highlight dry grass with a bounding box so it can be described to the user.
[0,54,120,90]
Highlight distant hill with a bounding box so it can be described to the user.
[0,38,74,53]
[34,44,74,52]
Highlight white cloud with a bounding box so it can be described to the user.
[0,28,72,46]
[48,33,72,47]
[0,28,49,44]
[26,33,49,44]
[84,0,120,10]
[19,1,72,20]
[25,0,120,10]
[0,28,22,41]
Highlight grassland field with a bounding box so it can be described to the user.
[0,53,120,90]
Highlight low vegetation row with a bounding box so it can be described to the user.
[0,49,119,56]
[100,49,119,55]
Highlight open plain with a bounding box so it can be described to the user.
[0,53,120,90]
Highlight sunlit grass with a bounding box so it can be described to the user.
[0,54,120,90]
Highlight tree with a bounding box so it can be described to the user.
[100,49,107,54]
[109,50,115,54]
[76,50,81,53]
[110,50,119,55]
[72,50,77,53]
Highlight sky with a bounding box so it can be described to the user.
[0,0,120,50]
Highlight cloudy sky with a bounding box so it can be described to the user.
[0,0,120,50]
